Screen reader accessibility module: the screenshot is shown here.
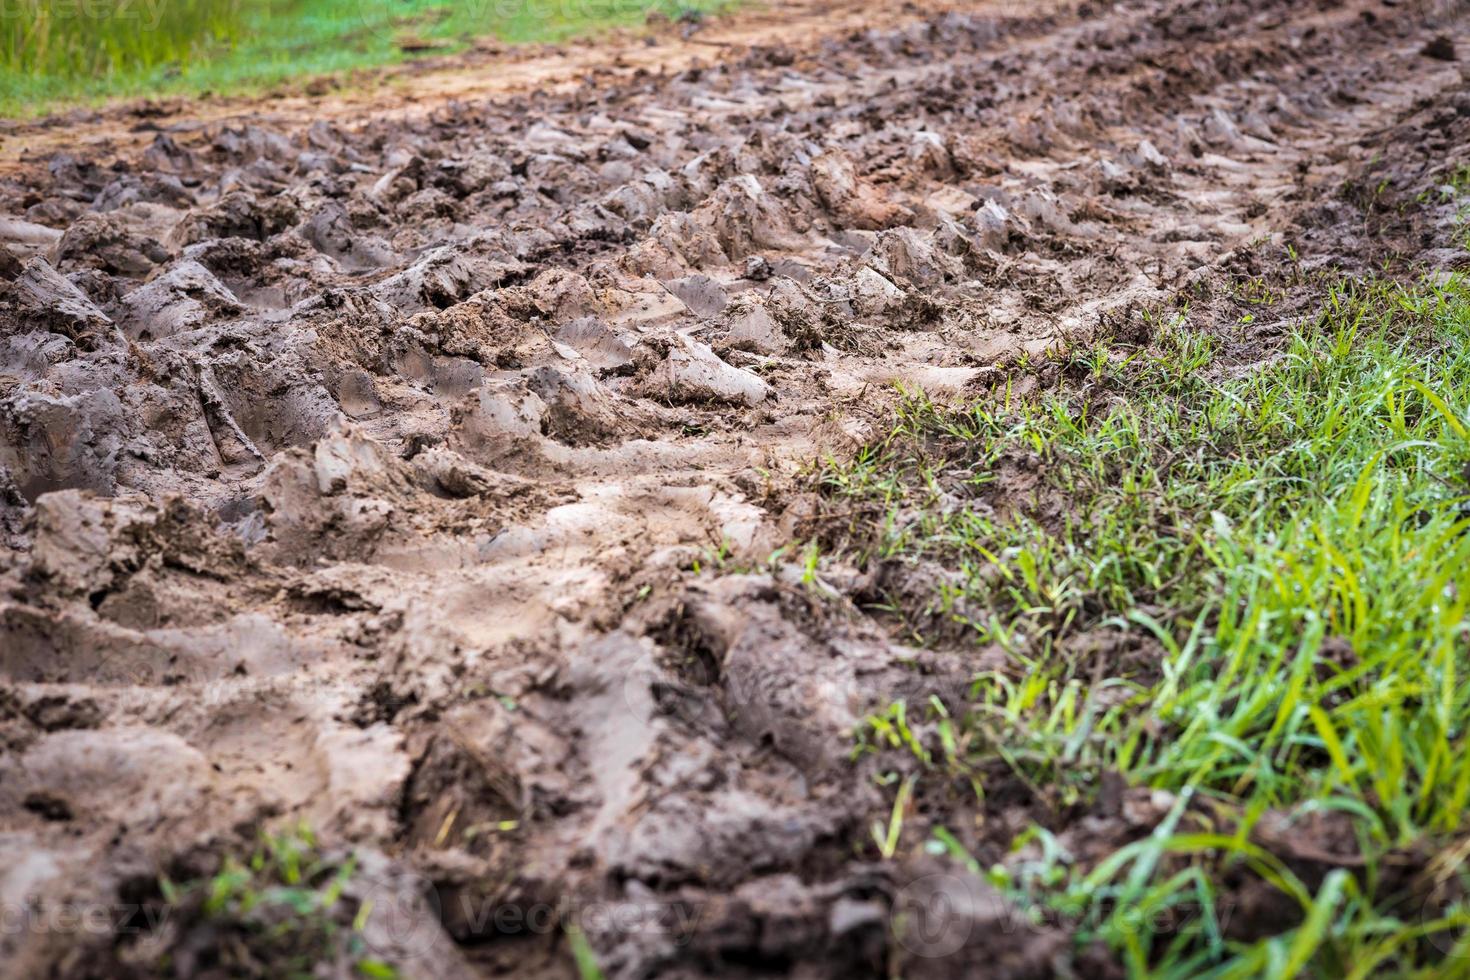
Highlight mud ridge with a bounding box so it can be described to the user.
[2,0,1470,976]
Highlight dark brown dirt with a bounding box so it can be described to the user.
[2,0,1470,976]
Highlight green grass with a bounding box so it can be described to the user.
[158,826,396,978]
[825,273,1470,976]
[0,0,728,118]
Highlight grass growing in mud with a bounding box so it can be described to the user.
[0,0,729,117]
[152,826,395,978]
[826,274,1470,976]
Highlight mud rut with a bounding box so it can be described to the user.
[0,0,1468,976]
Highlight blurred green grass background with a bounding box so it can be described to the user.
[0,0,724,118]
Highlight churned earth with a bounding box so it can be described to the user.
[1,0,1469,976]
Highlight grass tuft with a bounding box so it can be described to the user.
[156,825,396,979]
[828,273,1470,975]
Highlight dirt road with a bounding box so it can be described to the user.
[1,0,1468,975]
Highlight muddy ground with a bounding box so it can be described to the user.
[1,0,1469,976]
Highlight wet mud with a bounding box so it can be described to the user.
[1,0,1469,975]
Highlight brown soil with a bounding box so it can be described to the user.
[2,0,1469,976]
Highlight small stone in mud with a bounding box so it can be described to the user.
[1422,35,1456,61]
[744,255,773,281]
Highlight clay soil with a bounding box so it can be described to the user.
[2,0,1469,976]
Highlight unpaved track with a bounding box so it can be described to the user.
[0,0,926,171]
[1,1,1467,976]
